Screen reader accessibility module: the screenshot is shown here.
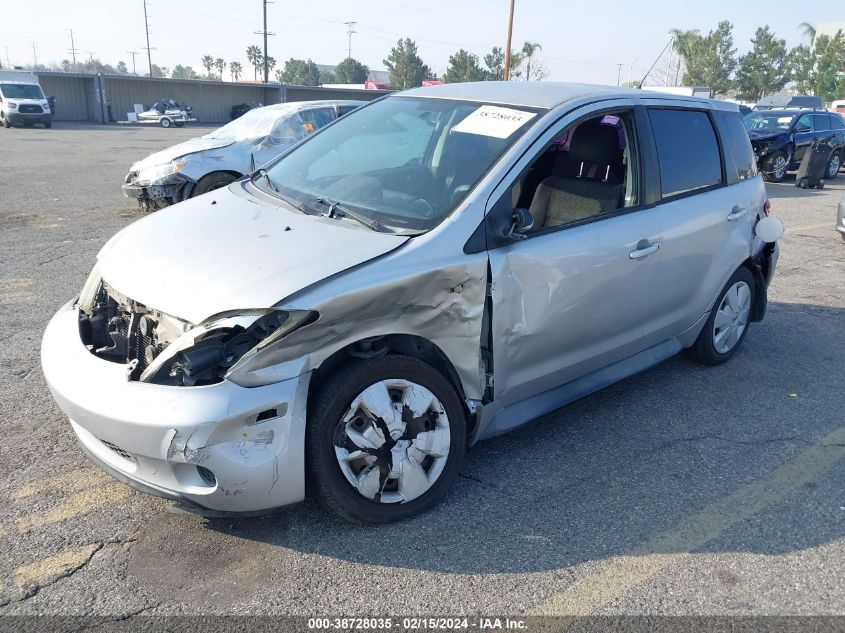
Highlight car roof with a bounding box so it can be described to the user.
[750,109,822,117]
[262,99,364,112]
[395,81,731,110]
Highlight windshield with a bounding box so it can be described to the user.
[0,83,44,100]
[743,113,795,132]
[263,97,543,231]
[205,106,307,142]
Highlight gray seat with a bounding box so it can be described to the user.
[529,121,624,228]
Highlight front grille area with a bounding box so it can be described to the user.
[100,439,135,463]
[79,282,187,381]
[18,104,43,114]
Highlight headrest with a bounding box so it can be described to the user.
[569,121,620,165]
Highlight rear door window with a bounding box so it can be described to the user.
[830,115,845,130]
[714,110,757,183]
[648,108,723,198]
[813,114,830,132]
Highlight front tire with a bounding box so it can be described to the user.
[1,114,9,128]
[763,151,789,183]
[159,117,172,128]
[306,355,467,523]
[688,267,755,366]
[191,172,238,197]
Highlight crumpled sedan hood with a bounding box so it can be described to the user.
[747,130,788,143]
[97,186,409,324]
[131,136,235,171]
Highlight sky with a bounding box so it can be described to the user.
[0,0,835,84]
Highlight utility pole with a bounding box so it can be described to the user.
[127,51,138,74]
[628,57,635,87]
[502,0,515,80]
[616,63,622,86]
[4,48,10,69]
[142,0,153,77]
[31,42,38,69]
[85,51,97,63]
[254,0,275,83]
[343,21,357,59]
[68,29,79,67]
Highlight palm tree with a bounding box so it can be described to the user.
[798,22,816,45]
[265,56,276,75]
[229,61,243,82]
[246,45,263,80]
[201,54,214,78]
[214,57,225,80]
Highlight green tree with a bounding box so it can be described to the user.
[383,38,431,89]
[320,70,336,83]
[335,57,369,83]
[265,56,277,74]
[150,64,168,78]
[116,60,128,75]
[670,21,736,96]
[246,45,263,80]
[171,64,198,80]
[214,57,225,80]
[279,58,321,85]
[443,49,485,83]
[201,54,214,77]
[519,41,546,81]
[788,43,816,94]
[229,61,243,81]
[798,22,816,45]
[811,32,845,101]
[483,46,504,80]
[735,26,789,101]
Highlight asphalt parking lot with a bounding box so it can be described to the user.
[0,122,844,619]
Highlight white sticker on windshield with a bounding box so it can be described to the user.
[452,105,536,138]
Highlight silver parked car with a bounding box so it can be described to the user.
[122,100,362,211]
[42,82,781,523]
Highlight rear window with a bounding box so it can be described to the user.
[648,109,722,198]
[830,115,845,130]
[714,110,757,183]
[813,114,830,132]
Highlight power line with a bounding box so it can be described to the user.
[343,21,357,59]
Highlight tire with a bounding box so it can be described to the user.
[1,114,10,128]
[688,267,755,366]
[174,121,184,127]
[44,122,52,129]
[306,354,467,523]
[159,117,172,128]
[191,172,238,197]
[826,152,840,179]
[762,151,789,183]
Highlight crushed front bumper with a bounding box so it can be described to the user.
[122,174,191,209]
[41,300,311,513]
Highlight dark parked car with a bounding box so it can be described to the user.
[744,110,845,182]
[754,95,823,110]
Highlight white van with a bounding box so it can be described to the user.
[0,71,52,128]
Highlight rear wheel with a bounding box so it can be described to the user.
[174,121,184,127]
[688,267,755,366]
[306,355,467,523]
[191,172,238,197]
[763,151,788,183]
[826,152,840,179]
[159,117,172,128]
[44,122,52,129]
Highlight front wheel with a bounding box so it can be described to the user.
[191,172,238,197]
[306,355,467,523]
[763,151,789,183]
[826,152,840,179]
[159,117,172,128]
[688,267,755,366]
[1,114,9,128]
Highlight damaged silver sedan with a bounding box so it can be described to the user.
[42,82,781,523]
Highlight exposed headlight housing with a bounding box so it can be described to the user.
[7,102,17,109]
[143,308,317,386]
[136,158,188,184]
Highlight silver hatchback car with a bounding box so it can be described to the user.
[42,82,780,523]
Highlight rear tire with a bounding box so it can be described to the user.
[191,172,238,197]
[306,354,467,523]
[688,267,755,366]
[174,121,184,127]
[159,117,172,128]
[44,122,52,129]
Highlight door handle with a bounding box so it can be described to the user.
[727,205,747,221]
[629,242,660,259]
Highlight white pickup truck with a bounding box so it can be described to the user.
[0,70,52,128]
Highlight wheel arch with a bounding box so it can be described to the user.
[307,333,474,433]
[186,170,244,198]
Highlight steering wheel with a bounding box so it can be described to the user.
[410,198,435,219]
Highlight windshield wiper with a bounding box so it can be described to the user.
[252,168,279,193]
[310,197,390,232]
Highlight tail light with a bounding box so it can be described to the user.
[763,199,771,216]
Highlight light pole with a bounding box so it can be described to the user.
[503,0,515,80]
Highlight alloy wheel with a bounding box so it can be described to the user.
[828,153,841,178]
[333,379,451,503]
[713,281,752,354]
[772,155,787,180]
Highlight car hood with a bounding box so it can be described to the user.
[97,186,409,324]
[131,136,235,171]
[747,130,788,143]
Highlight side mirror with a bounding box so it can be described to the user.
[795,124,811,133]
[755,216,783,243]
[506,208,534,239]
